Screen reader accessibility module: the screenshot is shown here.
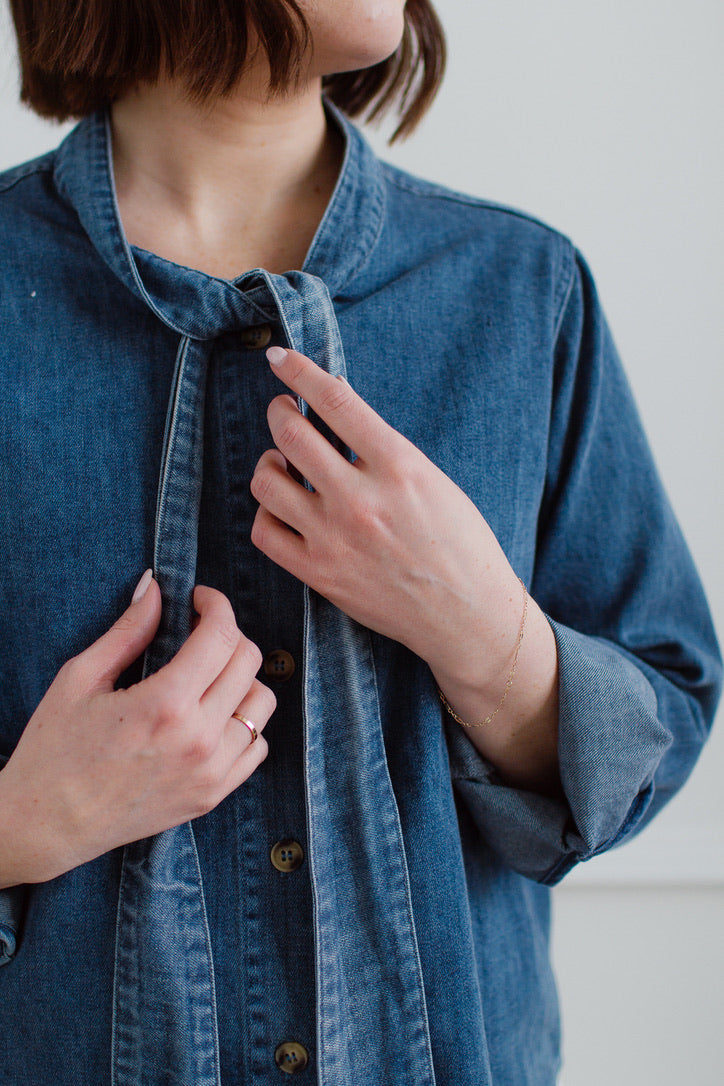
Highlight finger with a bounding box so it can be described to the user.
[223,679,275,753]
[217,682,273,789]
[261,420,305,486]
[250,505,310,580]
[249,448,316,533]
[265,395,352,490]
[221,729,269,794]
[151,586,253,699]
[76,571,162,693]
[266,347,399,466]
[201,618,277,721]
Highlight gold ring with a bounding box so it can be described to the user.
[232,712,258,744]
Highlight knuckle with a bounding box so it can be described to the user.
[200,586,236,620]
[249,468,274,505]
[239,638,263,673]
[346,495,382,538]
[203,786,228,815]
[185,733,217,766]
[318,383,350,417]
[308,558,340,603]
[254,682,277,718]
[383,449,408,486]
[192,756,237,813]
[54,655,95,702]
[397,447,425,486]
[112,611,137,635]
[57,655,81,686]
[214,619,241,652]
[276,417,304,451]
[189,786,218,819]
[262,685,277,717]
[149,688,187,731]
[287,356,307,384]
[250,516,266,551]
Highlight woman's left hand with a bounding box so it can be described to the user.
[250,347,522,698]
[251,347,561,793]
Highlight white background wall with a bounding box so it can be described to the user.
[1,1,722,1081]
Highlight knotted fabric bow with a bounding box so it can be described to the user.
[111,270,437,1086]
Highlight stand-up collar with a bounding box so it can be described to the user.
[53,99,385,340]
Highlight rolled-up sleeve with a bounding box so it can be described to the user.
[447,247,722,884]
[0,755,28,965]
[0,887,24,966]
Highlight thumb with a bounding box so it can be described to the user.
[79,569,162,692]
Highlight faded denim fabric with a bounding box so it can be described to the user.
[0,101,720,1085]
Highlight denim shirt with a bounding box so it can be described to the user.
[0,101,720,1086]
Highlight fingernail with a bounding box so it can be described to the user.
[266,346,288,366]
[132,568,153,603]
[336,374,350,384]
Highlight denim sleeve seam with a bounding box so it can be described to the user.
[0,154,55,196]
[380,163,576,240]
[551,242,577,345]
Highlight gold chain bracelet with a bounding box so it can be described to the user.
[437,578,528,728]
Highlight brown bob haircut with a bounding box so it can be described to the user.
[9,0,446,142]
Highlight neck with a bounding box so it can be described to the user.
[111,75,344,278]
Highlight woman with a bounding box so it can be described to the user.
[0,1,720,1083]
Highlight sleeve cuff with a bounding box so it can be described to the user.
[0,754,27,964]
[0,898,21,964]
[446,618,669,884]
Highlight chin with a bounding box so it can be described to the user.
[307,3,406,76]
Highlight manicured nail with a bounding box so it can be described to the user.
[132,568,153,603]
[266,346,288,366]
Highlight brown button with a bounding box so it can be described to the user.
[263,649,296,682]
[270,839,304,873]
[239,324,272,350]
[274,1040,309,1074]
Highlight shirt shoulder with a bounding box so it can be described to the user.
[0,150,65,243]
[0,150,56,197]
[0,150,84,276]
[380,160,570,244]
[374,160,578,327]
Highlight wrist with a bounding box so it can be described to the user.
[430,576,529,717]
[0,770,77,888]
[432,595,561,795]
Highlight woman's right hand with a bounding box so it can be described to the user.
[0,573,274,889]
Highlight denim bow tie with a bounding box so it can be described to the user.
[111,267,437,1086]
